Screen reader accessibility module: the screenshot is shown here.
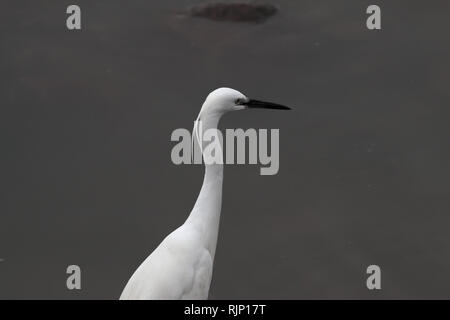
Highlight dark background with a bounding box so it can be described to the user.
[1,0,449,299]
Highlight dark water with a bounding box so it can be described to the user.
[1,0,450,299]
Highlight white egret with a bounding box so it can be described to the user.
[120,88,290,300]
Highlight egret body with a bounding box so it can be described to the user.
[120,88,290,300]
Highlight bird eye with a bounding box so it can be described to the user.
[235,98,244,105]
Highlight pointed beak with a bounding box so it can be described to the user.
[245,99,291,110]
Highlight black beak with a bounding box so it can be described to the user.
[245,99,291,110]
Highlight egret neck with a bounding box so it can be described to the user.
[185,112,223,259]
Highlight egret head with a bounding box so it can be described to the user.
[193,87,291,156]
[199,87,291,117]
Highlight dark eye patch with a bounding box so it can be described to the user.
[235,98,246,105]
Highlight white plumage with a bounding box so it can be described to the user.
[120,88,289,299]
